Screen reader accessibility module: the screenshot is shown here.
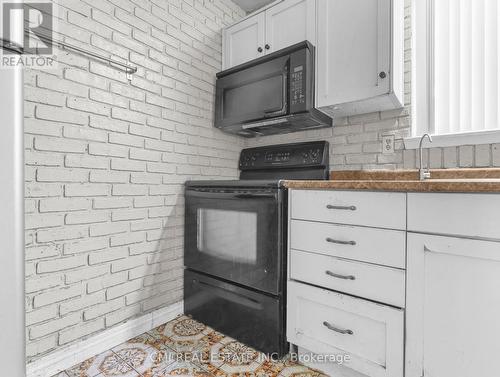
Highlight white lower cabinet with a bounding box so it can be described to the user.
[289,189,500,377]
[288,188,406,376]
[287,281,404,377]
[405,233,500,377]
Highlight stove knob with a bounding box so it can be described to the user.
[311,149,320,161]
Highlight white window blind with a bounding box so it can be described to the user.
[412,0,500,143]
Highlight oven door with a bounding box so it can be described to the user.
[215,55,290,129]
[185,187,283,296]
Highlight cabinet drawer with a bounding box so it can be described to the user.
[287,281,404,377]
[408,193,500,240]
[290,190,406,230]
[290,220,406,268]
[290,250,405,307]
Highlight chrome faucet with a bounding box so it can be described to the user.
[418,133,433,180]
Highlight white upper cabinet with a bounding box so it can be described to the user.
[223,12,266,70]
[316,0,404,116]
[222,0,316,70]
[316,0,390,105]
[222,0,404,117]
[265,0,317,54]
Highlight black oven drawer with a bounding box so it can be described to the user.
[184,269,287,357]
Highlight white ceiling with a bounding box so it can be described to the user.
[232,0,275,13]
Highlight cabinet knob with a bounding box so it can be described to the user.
[257,47,263,53]
[265,44,270,50]
[379,71,387,79]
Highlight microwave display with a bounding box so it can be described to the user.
[291,65,305,106]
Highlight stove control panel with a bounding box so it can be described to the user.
[239,141,329,170]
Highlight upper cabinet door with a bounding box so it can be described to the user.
[223,12,266,70]
[265,0,317,53]
[316,0,391,107]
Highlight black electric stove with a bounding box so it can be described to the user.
[184,141,329,357]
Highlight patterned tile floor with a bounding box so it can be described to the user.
[52,315,328,377]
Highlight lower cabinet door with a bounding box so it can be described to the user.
[287,281,404,377]
[406,233,500,377]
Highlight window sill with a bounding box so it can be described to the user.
[404,130,500,149]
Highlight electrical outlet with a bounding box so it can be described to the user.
[382,134,395,155]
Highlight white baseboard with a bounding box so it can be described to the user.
[26,301,184,377]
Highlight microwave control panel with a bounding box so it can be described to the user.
[291,65,305,106]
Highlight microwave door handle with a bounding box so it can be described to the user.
[241,118,288,130]
[264,72,288,118]
[264,107,286,117]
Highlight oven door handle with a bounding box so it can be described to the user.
[185,189,278,200]
[234,193,278,199]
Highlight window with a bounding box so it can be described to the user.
[409,0,500,148]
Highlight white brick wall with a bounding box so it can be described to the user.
[25,0,245,362]
[246,0,500,170]
[26,0,500,364]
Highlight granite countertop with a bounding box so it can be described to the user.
[282,168,500,193]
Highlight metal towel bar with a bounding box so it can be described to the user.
[24,30,138,78]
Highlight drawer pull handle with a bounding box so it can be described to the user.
[325,270,356,280]
[326,237,356,246]
[323,321,354,335]
[326,204,357,211]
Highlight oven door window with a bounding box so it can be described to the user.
[185,189,281,295]
[197,208,257,264]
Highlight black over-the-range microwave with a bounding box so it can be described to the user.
[214,41,333,137]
